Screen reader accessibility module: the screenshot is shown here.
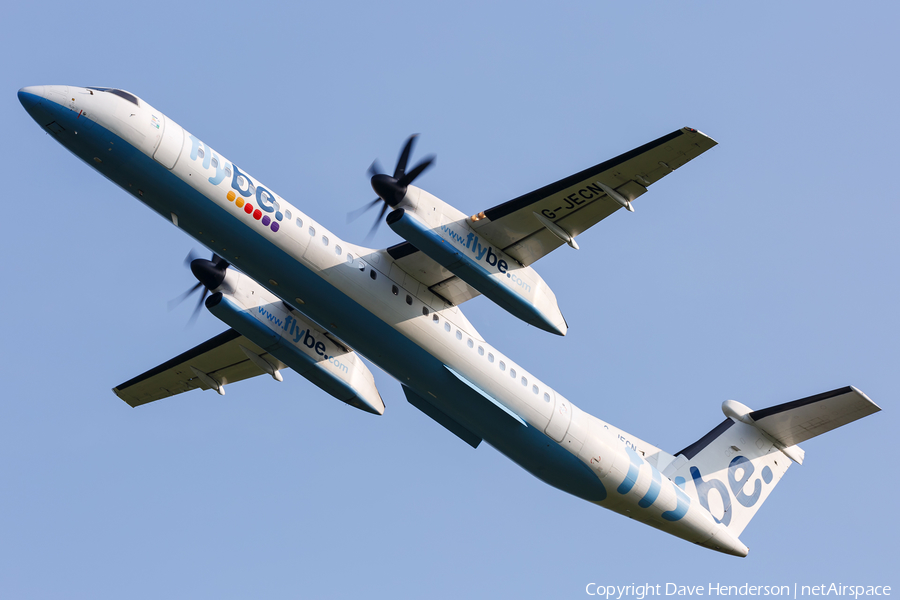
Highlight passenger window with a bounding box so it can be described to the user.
[238,175,246,188]
[455,330,462,340]
[211,157,218,168]
[510,368,516,378]
[358,260,365,271]
[249,183,256,196]
[308,226,316,236]
[543,392,551,403]
[499,361,506,371]
[392,285,399,295]
[444,322,451,332]
[198,147,205,159]
[467,339,473,349]
[521,377,527,386]
[423,307,429,316]
[432,314,439,323]
[285,209,292,220]
[406,295,413,305]
[296,217,303,228]
[370,269,377,280]
[346,253,354,264]
[225,165,232,178]
[335,245,342,255]
[533,385,539,394]
[488,353,494,363]
[478,346,484,356]
[322,235,329,246]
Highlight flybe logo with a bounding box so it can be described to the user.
[616,446,691,522]
[257,306,349,374]
[438,224,532,292]
[688,456,774,527]
[187,134,282,233]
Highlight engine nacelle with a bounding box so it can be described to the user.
[387,188,567,335]
[206,271,384,415]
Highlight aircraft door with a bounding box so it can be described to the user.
[153,114,184,169]
[544,390,572,443]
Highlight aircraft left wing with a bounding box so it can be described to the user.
[470,127,717,266]
[113,329,285,407]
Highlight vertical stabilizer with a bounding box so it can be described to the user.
[663,387,879,537]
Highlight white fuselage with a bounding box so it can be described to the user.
[19,85,748,556]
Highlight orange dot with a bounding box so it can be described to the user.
[226,191,236,201]
[235,198,244,208]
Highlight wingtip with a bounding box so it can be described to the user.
[683,126,718,145]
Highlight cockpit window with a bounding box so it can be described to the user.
[86,87,139,106]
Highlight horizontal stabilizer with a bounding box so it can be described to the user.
[747,386,880,447]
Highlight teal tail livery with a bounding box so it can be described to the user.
[18,85,882,557]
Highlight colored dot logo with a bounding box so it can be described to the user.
[226,190,280,233]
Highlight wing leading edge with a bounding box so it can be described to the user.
[113,329,285,407]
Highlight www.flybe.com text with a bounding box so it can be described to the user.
[257,306,349,373]
[439,224,510,273]
[585,584,891,599]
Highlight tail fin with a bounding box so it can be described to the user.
[662,386,880,537]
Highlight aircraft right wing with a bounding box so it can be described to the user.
[469,127,718,266]
[384,128,717,307]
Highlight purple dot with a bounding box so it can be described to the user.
[271,221,279,232]
[262,215,271,226]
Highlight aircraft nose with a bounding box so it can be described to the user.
[18,86,46,111]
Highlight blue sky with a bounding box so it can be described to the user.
[3,2,897,598]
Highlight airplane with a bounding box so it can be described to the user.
[18,85,881,557]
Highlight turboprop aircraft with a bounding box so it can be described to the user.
[18,85,881,557]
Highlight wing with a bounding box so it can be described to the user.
[386,241,481,305]
[113,329,286,407]
[385,128,717,305]
[469,127,718,265]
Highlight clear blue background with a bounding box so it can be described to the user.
[2,2,896,598]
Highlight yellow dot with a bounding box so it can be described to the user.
[226,190,236,202]
[235,198,245,208]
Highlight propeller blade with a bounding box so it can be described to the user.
[364,202,391,243]
[368,159,384,178]
[168,281,204,311]
[397,155,435,187]
[183,248,204,269]
[212,254,229,269]
[393,134,418,179]
[347,198,383,223]
[187,288,208,327]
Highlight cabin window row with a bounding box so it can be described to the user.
[335,245,555,406]
[429,311,550,403]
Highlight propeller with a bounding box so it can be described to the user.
[168,249,230,325]
[348,135,435,241]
